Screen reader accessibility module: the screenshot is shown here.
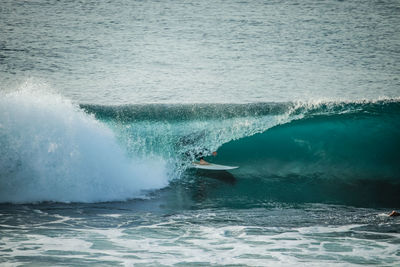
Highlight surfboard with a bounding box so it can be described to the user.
[192,162,239,170]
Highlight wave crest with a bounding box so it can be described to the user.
[0,87,168,204]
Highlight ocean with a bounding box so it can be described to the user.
[1,0,400,266]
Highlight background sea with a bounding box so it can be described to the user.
[1,0,400,265]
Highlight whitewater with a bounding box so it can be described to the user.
[0,87,168,203]
[1,0,400,265]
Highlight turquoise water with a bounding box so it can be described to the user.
[1,0,400,265]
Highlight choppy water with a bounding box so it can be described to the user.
[1,0,400,265]
[1,202,400,266]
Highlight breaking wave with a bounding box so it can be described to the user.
[1,83,399,205]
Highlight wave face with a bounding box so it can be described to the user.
[0,87,168,203]
[218,101,400,180]
[82,99,400,178]
[1,85,399,204]
[82,99,400,207]
[209,102,400,207]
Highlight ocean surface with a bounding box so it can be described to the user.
[1,0,400,266]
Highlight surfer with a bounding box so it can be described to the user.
[198,151,217,165]
[388,210,400,217]
[177,131,217,164]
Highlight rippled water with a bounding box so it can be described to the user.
[1,0,400,265]
[1,199,400,266]
[1,0,399,103]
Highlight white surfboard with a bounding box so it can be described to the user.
[192,162,239,170]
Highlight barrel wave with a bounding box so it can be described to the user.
[1,86,399,205]
[211,103,400,207]
[218,102,400,180]
[83,98,400,207]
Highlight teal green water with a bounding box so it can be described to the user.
[1,0,400,265]
[1,92,399,265]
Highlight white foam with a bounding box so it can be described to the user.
[0,83,169,203]
[1,217,399,266]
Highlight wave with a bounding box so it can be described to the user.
[216,102,400,181]
[82,99,400,176]
[1,84,399,204]
[83,98,400,207]
[0,87,168,204]
[186,101,400,207]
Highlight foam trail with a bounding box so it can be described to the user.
[0,85,168,203]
